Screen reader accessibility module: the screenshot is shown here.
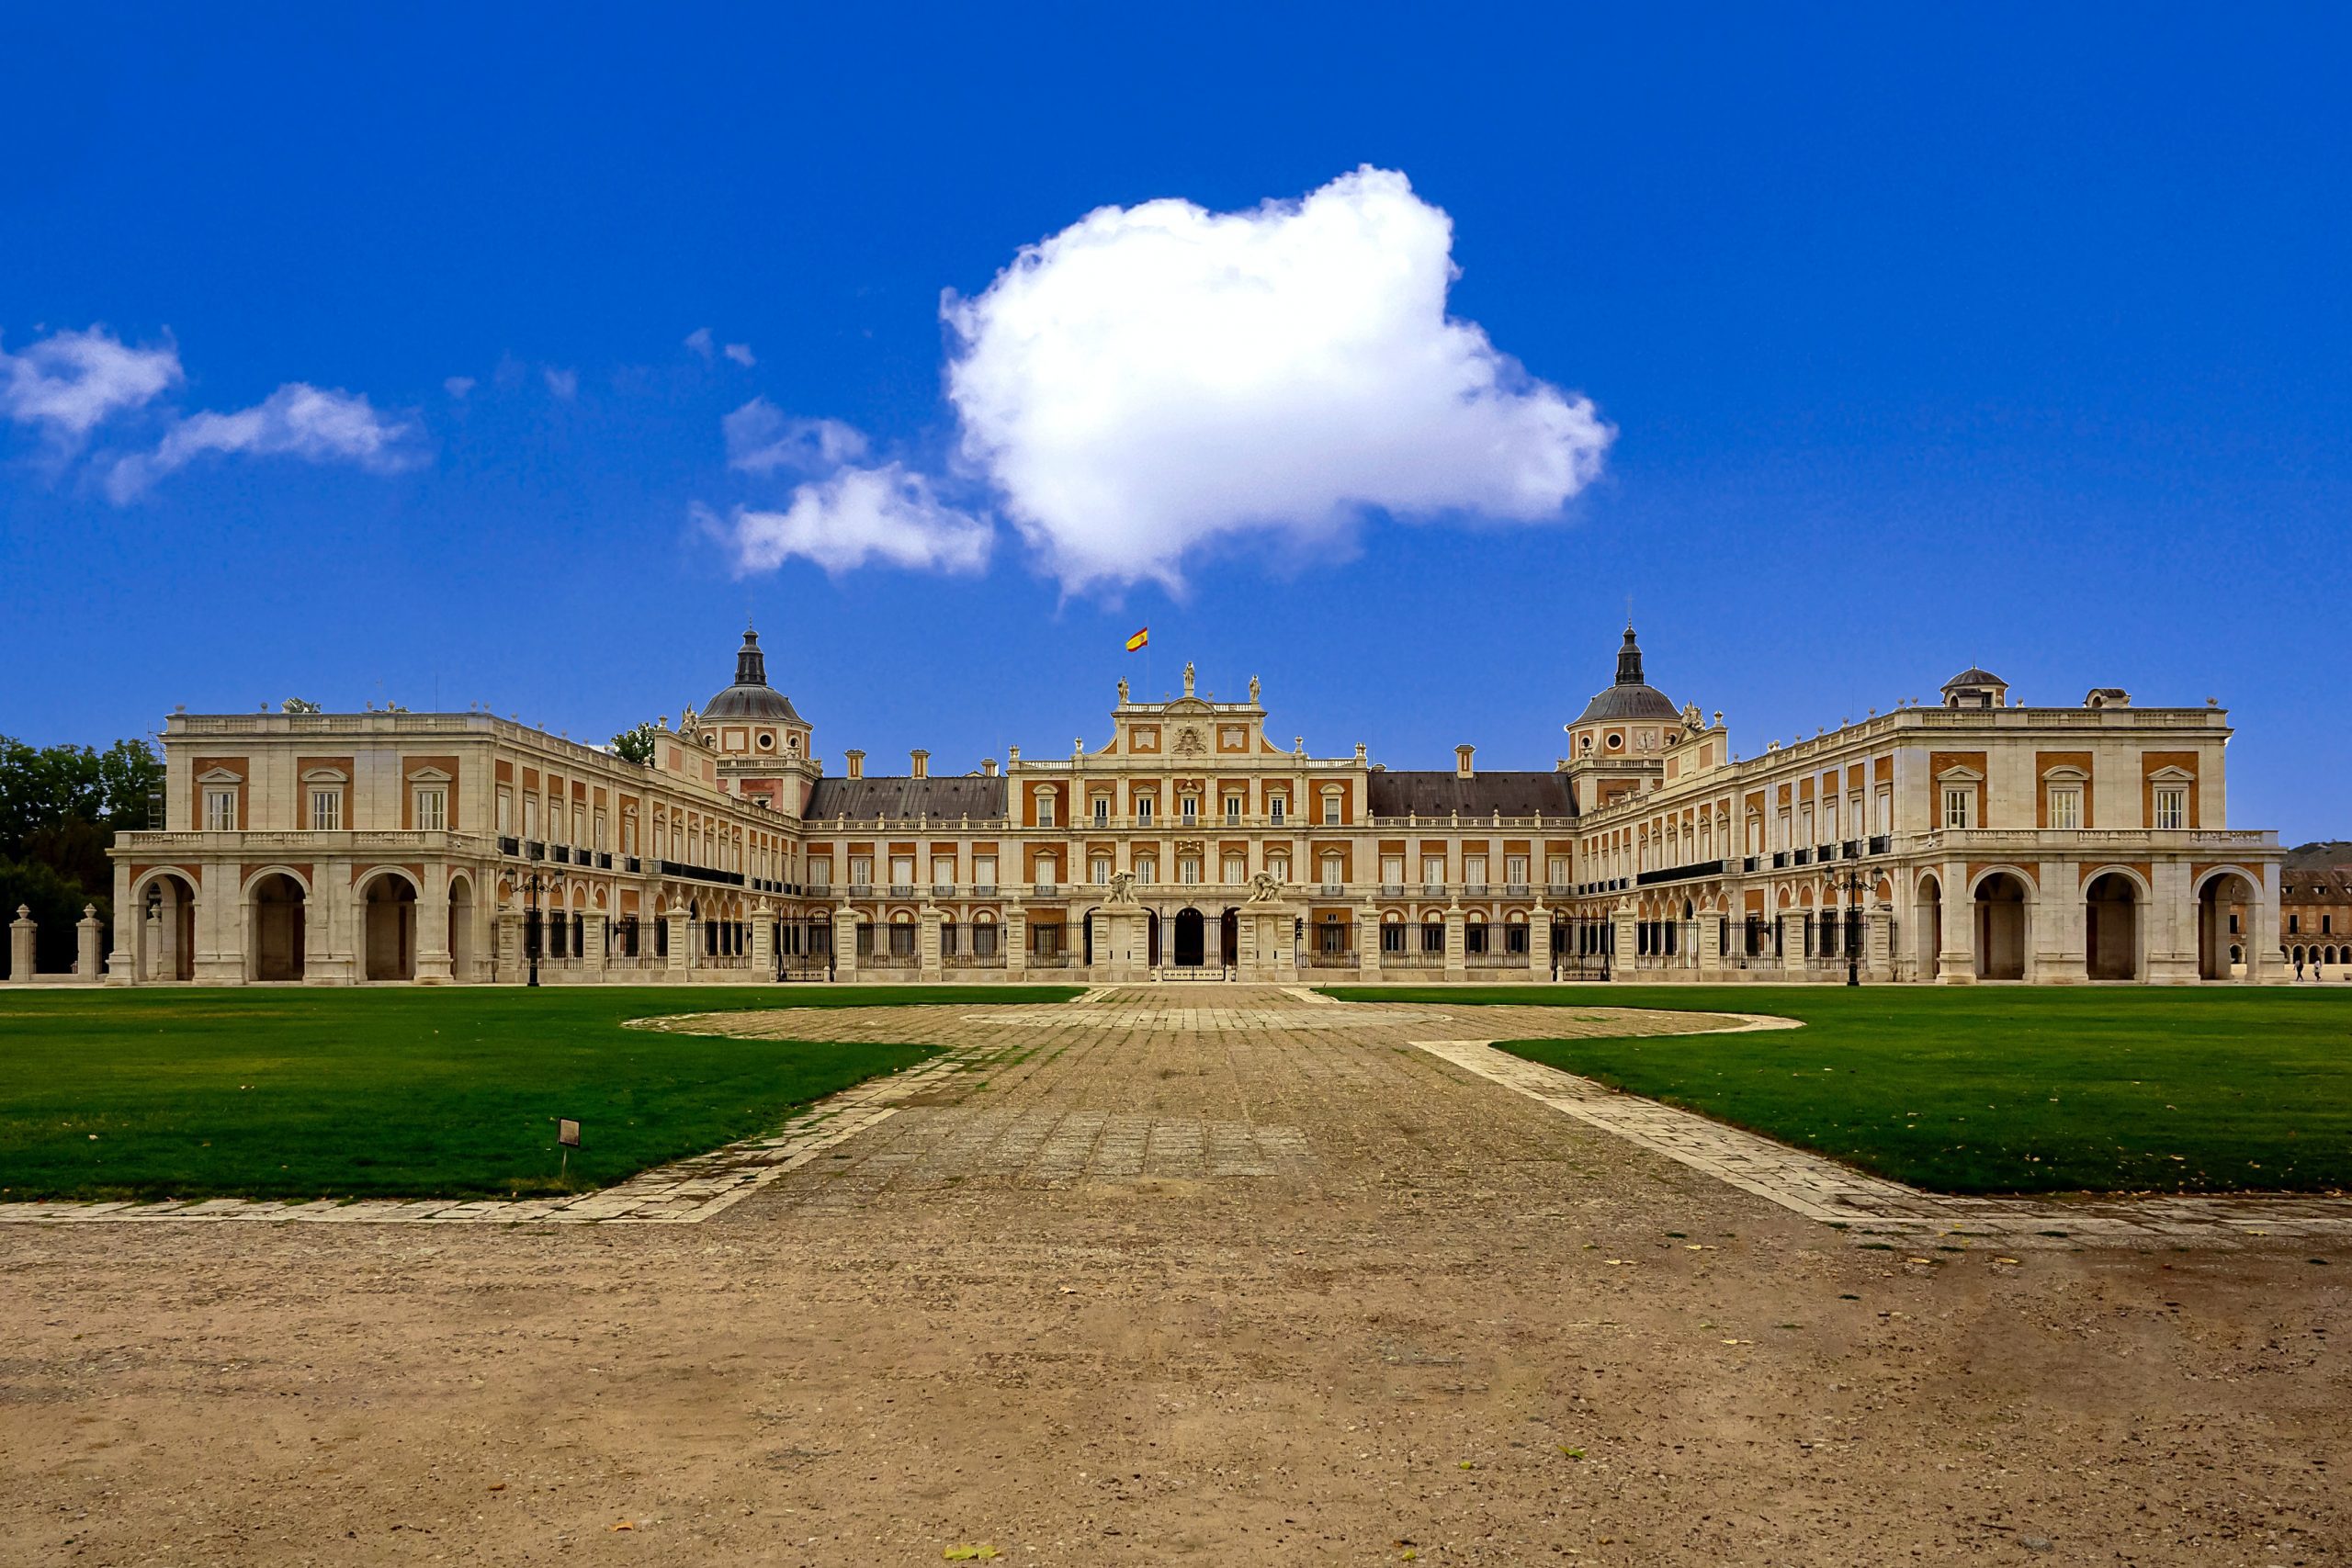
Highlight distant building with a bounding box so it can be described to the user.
[105,626,2283,985]
[2276,843,2352,978]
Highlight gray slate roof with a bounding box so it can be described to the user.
[1367,771,1576,819]
[804,774,1008,822]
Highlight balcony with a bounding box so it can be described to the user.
[1503,882,1530,897]
[525,840,546,861]
[1546,883,1573,897]
[659,858,745,887]
[1866,836,1891,855]
[498,834,520,855]
[1421,883,1447,897]
[551,844,571,864]
[932,883,957,897]
[1464,882,1488,897]
[888,884,917,898]
[846,883,874,897]
[1033,883,1061,898]
[1380,883,1405,897]
[1319,883,1345,897]
[972,883,998,897]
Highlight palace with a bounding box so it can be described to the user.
[103,626,2285,987]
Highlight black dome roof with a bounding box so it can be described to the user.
[1573,626,1679,725]
[704,627,805,724]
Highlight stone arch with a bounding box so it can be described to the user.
[357,869,419,981]
[244,868,310,982]
[1914,872,1945,981]
[2083,867,2146,981]
[1970,869,2032,981]
[2193,866,2262,981]
[131,867,199,982]
[447,874,476,982]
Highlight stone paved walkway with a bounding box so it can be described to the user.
[6,986,2350,1247]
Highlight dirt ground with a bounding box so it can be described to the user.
[2,990,2344,1565]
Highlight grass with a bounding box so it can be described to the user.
[1320,985,2352,1195]
[0,985,1078,1201]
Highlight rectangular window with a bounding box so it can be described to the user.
[1320,853,1342,888]
[933,855,956,887]
[2153,786,2186,830]
[414,787,447,831]
[310,788,342,830]
[973,855,996,890]
[496,789,513,834]
[1506,924,1530,954]
[808,859,832,889]
[1225,796,1241,825]
[1381,923,1406,953]
[1093,796,1109,826]
[1268,797,1284,824]
[1421,855,1445,886]
[1091,855,1112,885]
[594,809,607,851]
[1874,787,1893,836]
[1464,854,1487,886]
[1942,788,1973,829]
[1464,923,1487,954]
[1505,854,1529,886]
[1181,796,1197,824]
[1547,855,1569,886]
[1136,796,1154,824]
[1136,857,1157,884]
[974,924,998,957]
[1222,855,1245,884]
[1381,856,1404,886]
[849,855,872,887]
[1180,856,1201,885]
[889,856,915,886]
[205,788,237,831]
[1036,794,1055,828]
[523,797,537,839]
[2047,785,2081,830]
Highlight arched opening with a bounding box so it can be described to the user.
[1172,907,1205,968]
[448,875,475,981]
[2196,871,2257,981]
[138,872,198,982]
[362,873,419,981]
[1147,909,1161,968]
[1915,874,1943,980]
[2084,871,2141,981]
[1081,908,1097,966]
[249,873,307,982]
[1973,872,2029,981]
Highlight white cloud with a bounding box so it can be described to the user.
[0,325,183,446]
[723,397,870,474]
[723,342,755,367]
[712,464,991,576]
[106,383,423,501]
[543,367,578,400]
[444,375,476,399]
[942,165,1612,591]
[684,327,715,361]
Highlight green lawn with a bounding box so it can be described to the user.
[1321,986,2352,1196]
[0,986,1078,1201]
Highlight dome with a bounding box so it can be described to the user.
[1941,666,2006,691]
[703,626,805,724]
[1573,626,1680,725]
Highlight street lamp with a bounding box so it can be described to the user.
[509,855,568,988]
[1819,852,1875,987]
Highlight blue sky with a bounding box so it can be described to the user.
[3,6,2346,840]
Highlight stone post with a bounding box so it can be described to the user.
[75,904,103,982]
[496,906,520,983]
[145,903,166,982]
[749,902,775,981]
[581,911,608,983]
[8,905,35,982]
[1781,907,1810,978]
[1867,902,1894,981]
[919,903,944,981]
[1611,906,1638,982]
[1358,897,1382,980]
[1004,904,1027,977]
[1696,909,1723,980]
[1528,903,1553,982]
[1443,902,1467,980]
[1234,907,1259,980]
[828,907,858,981]
[665,908,692,978]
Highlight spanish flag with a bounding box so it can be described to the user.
[1124,626,1149,652]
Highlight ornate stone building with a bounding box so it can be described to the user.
[105,626,2284,986]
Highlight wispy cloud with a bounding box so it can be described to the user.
[684,326,715,361]
[722,342,755,367]
[0,326,183,446]
[105,383,423,501]
[723,397,869,474]
[543,367,578,400]
[443,375,476,400]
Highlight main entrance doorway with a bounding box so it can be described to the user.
[1172,907,1205,968]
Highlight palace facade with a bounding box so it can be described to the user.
[104,626,2285,986]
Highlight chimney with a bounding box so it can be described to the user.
[844,749,865,780]
[1455,744,1476,779]
[910,749,929,779]
[981,757,1000,777]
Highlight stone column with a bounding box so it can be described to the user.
[416,868,453,984]
[831,908,861,981]
[1937,859,1973,983]
[2038,859,2081,983]
[75,904,103,981]
[665,908,692,979]
[7,905,35,982]
[2146,861,2198,984]
[2246,872,2278,984]
[1443,902,1466,980]
[581,912,608,983]
[1004,904,1027,977]
[108,862,137,986]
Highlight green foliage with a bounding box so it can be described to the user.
[609,722,661,765]
[0,857,99,977]
[0,984,1079,1200]
[0,734,162,858]
[1321,985,2352,1195]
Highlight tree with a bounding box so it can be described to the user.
[609,723,660,766]
[0,736,161,968]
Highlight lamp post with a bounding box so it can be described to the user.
[510,857,567,988]
[1820,852,1874,987]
